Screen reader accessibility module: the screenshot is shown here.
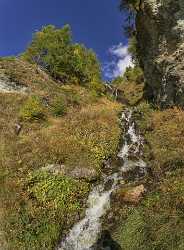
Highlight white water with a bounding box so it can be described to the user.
[57,109,146,250]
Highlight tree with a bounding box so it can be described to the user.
[120,0,141,12]
[128,35,139,65]
[22,25,101,85]
[120,0,142,65]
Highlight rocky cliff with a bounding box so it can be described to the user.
[136,0,184,107]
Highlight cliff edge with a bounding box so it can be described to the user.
[137,0,184,107]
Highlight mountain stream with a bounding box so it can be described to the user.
[57,109,147,250]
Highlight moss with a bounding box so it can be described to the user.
[4,171,89,250]
[27,170,89,211]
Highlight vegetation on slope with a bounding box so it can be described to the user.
[111,66,144,105]
[115,103,184,250]
[0,24,122,250]
[22,25,102,86]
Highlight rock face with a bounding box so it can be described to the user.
[43,164,98,181]
[0,68,27,93]
[136,0,184,107]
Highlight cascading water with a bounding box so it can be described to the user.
[57,109,147,250]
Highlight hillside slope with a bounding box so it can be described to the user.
[0,57,122,250]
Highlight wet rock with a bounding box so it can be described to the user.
[121,160,147,182]
[92,230,122,250]
[118,184,146,204]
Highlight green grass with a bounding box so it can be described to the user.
[1,168,89,250]
[118,172,184,250]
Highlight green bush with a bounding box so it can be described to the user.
[22,25,102,85]
[120,0,141,12]
[50,96,67,117]
[124,66,144,84]
[19,96,45,121]
[27,170,89,211]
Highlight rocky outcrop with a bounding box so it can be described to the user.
[43,164,98,181]
[136,0,184,107]
[0,68,27,93]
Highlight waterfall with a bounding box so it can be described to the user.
[57,109,147,250]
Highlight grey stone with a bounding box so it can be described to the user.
[14,123,22,135]
[136,0,184,107]
[70,167,98,181]
[43,164,66,175]
[42,164,98,181]
[0,70,28,93]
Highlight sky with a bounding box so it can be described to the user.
[0,0,132,79]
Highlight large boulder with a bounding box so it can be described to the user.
[43,164,98,181]
[118,184,146,204]
[137,0,184,107]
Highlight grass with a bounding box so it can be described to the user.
[115,103,184,250]
[118,171,184,250]
[117,80,144,106]
[50,96,68,117]
[112,67,144,106]
[0,58,122,249]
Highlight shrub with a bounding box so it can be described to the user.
[5,171,89,250]
[27,170,89,212]
[123,66,144,84]
[88,80,105,96]
[19,96,45,121]
[120,0,141,12]
[50,96,67,117]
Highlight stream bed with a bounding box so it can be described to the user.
[57,109,147,250]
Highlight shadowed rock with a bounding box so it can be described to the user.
[92,230,122,250]
[137,0,184,107]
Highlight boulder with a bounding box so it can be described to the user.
[14,123,22,135]
[43,164,66,175]
[42,164,98,181]
[69,167,98,181]
[119,184,146,204]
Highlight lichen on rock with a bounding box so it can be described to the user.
[136,0,184,107]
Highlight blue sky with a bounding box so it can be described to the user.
[0,0,132,78]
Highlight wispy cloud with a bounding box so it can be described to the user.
[104,43,133,80]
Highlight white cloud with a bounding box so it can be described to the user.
[104,43,133,80]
